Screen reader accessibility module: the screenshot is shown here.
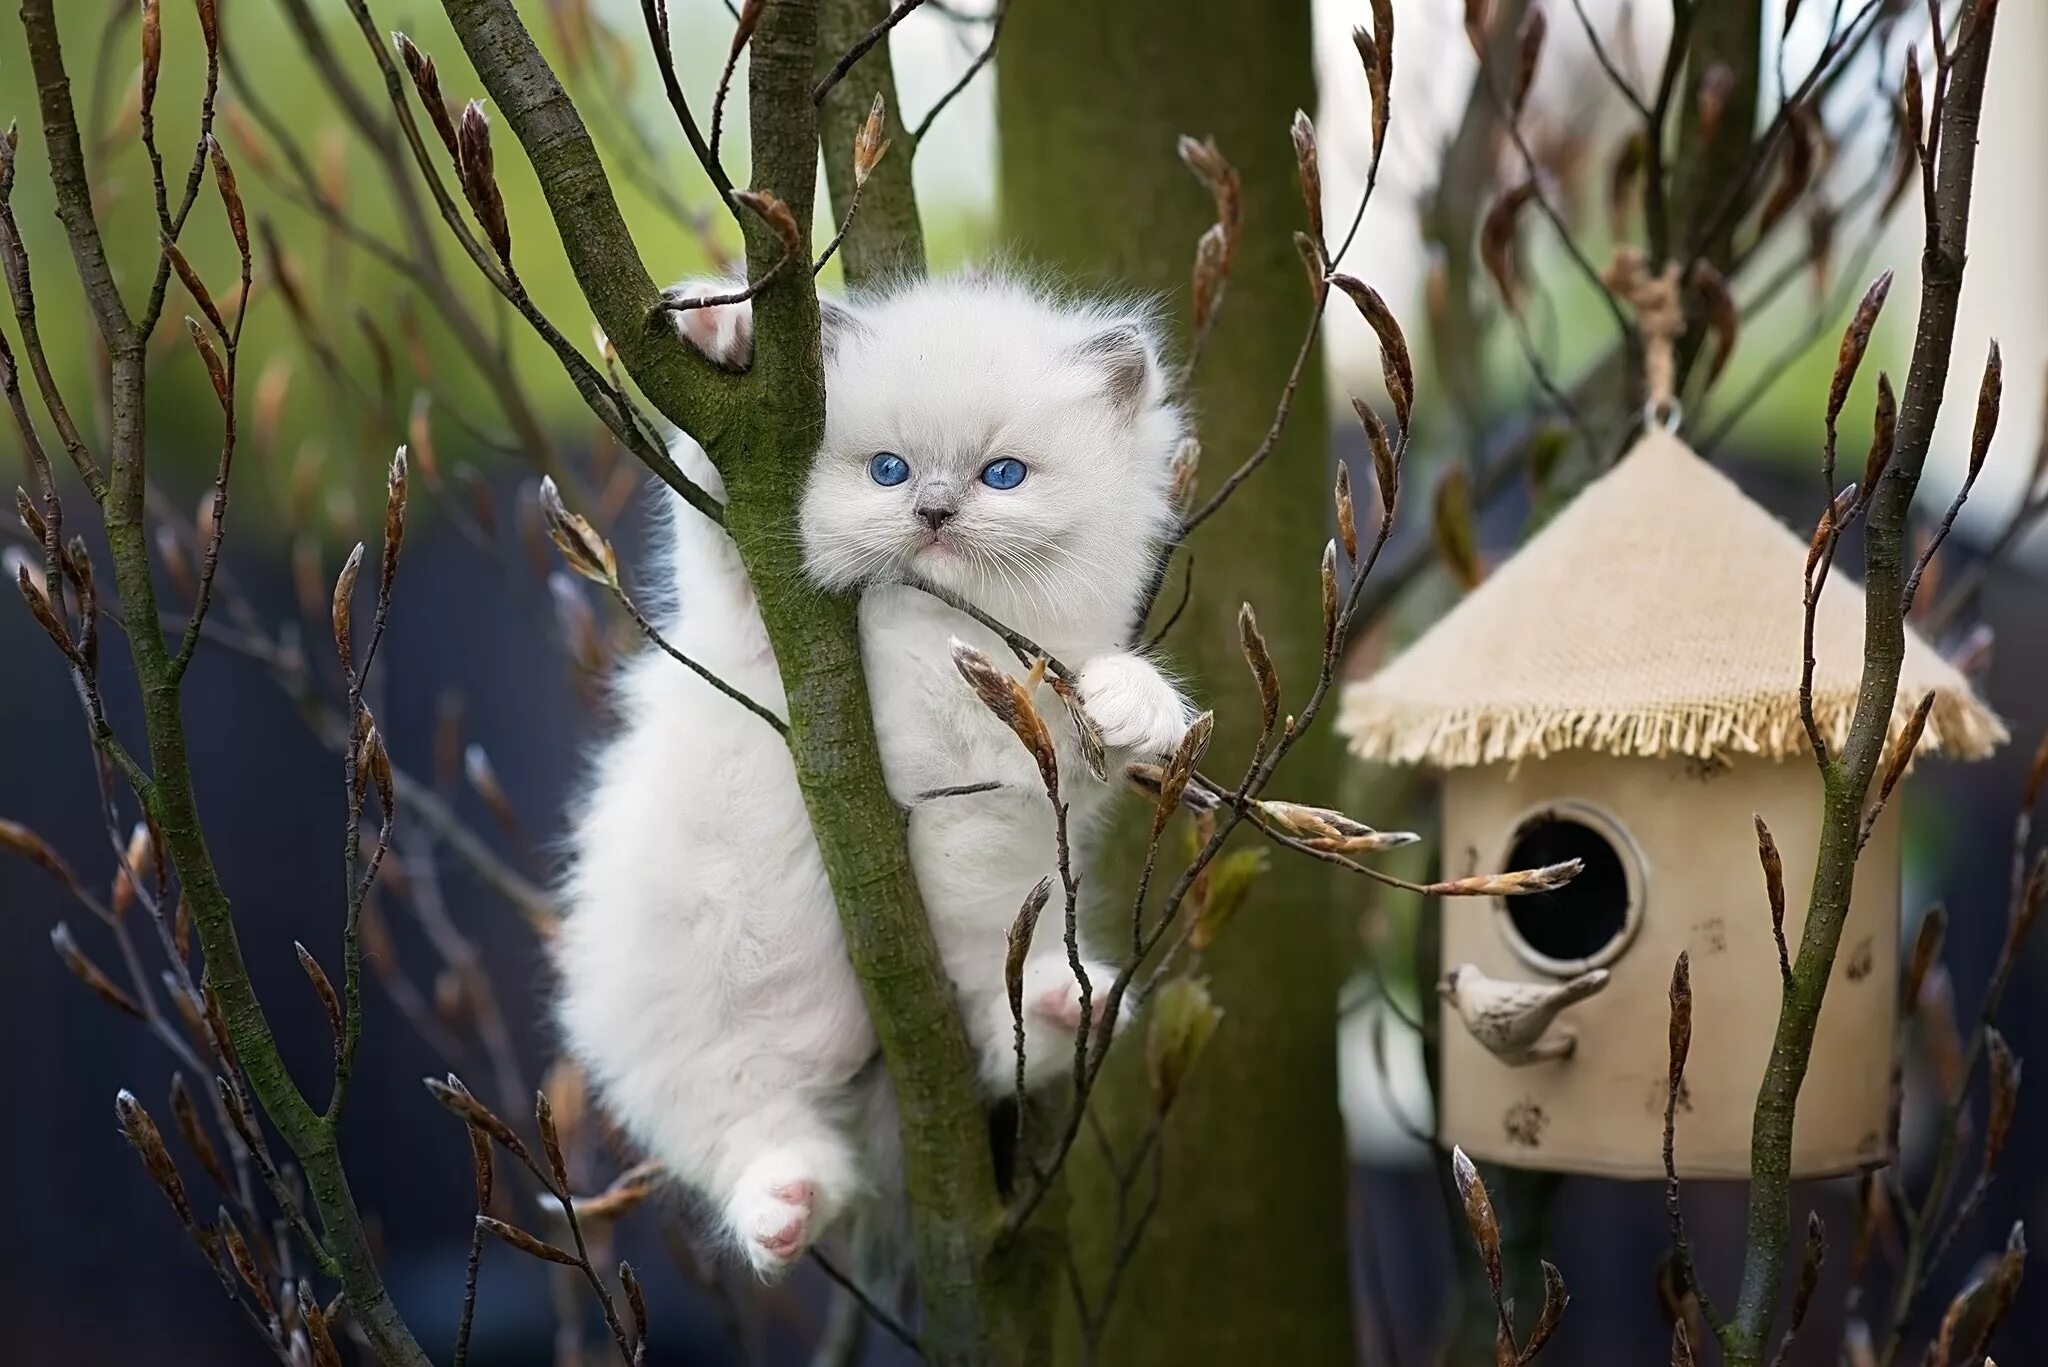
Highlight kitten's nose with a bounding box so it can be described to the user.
[914,498,957,531]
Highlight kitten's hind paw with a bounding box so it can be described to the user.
[1027,957,1125,1034]
[727,1152,834,1280]
[1075,652,1192,758]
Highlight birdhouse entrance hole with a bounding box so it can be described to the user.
[1494,802,1644,976]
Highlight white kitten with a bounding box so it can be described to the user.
[553,272,1191,1279]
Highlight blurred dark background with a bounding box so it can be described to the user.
[5,449,2042,1365]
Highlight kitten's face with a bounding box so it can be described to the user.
[800,278,1182,637]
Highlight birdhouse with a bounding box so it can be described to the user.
[1336,429,2003,1179]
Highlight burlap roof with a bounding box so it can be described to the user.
[1337,428,2005,768]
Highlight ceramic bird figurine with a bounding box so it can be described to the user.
[1438,964,1611,1066]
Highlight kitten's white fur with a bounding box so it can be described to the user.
[554,273,1191,1279]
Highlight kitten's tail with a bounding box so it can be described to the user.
[656,434,770,660]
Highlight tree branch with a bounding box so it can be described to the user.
[1724,10,2000,1362]
[16,4,431,1361]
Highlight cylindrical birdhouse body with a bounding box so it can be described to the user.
[1436,752,1901,1179]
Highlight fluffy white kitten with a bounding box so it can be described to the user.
[553,272,1192,1279]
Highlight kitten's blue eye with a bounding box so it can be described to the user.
[869,452,910,487]
[979,457,1027,490]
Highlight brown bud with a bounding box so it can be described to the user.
[1523,1260,1569,1361]
[1902,906,1946,1015]
[168,1073,231,1194]
[1,819,84,896]
[1901,48,1924,161]
[1968,339,2002,482]
[1759,103,1817,234]
[395,33,460,161]
[1150,711,1215,843]
[1238,602,1280,737]
[1983,1028,2019,1178]
[1335,462,1358,563]
[1189,223,1229,340]
[1828,271,1893,424]
[206,137,248,263]
[140,0,163,124]
[1667,950,1693,1095]
[1168,437,1201,513]
[1450,1145,1504,1296]
[1330,275,1413,432]
[2023,729,2048,813]
[535,1090,571,1192]
[221,1213,275,1317]
[116,1088,193,1226]
[295,941,343,1055]
[1871,692,1934,820]
[478,1215,582,1266]
[1754,814,1787,970]
[1292,232,1327,303]
[1428,860,1581,897]
[1352,27,1389,162]
[1479,180,1537,314]
[1608,130,1647,241]
[54,922,146,1019]
[734,189,801,258]
[456,101,512,271]
[298,1281,341,1367]
[951,644,1058,796]
[1177,136,1242,240]
[1431,464,1482,591]
[164,242,225,340]
[426,1074,538,1169]
[332,541,363,675]
[853,92,890,187]
[1005,876,1051,1035]
[1320,540,1341,655]
[1784,1211,1825,1339]
[184,318,229,407]
[1690,261,1738,390]
[1291,110,1323,247]
[1353,398,1399,524]
[381,446,408,599]
[536,476,618,588]
[1861,373,1898,502]
[621,1261,648,1351]
[465,1112,495,1212]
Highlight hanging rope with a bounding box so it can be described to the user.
[1602,246,1685,429]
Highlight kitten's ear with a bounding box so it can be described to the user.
[819,296,870,359]
[1070,323,1159,417]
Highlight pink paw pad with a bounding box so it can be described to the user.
[1035,980,1109,1032]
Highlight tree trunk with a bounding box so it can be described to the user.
[997,3,1355,1362]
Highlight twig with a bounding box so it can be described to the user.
[811,1248,925,1357]
[909,0,1010,144]
[1566,0,1652,120]
[639,0,741,212]
[813,0,929,104]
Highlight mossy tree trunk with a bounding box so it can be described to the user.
[998,3,1355,1361]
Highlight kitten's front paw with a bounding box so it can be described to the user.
[1076,652,1192,757]
[663,276,753,369]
